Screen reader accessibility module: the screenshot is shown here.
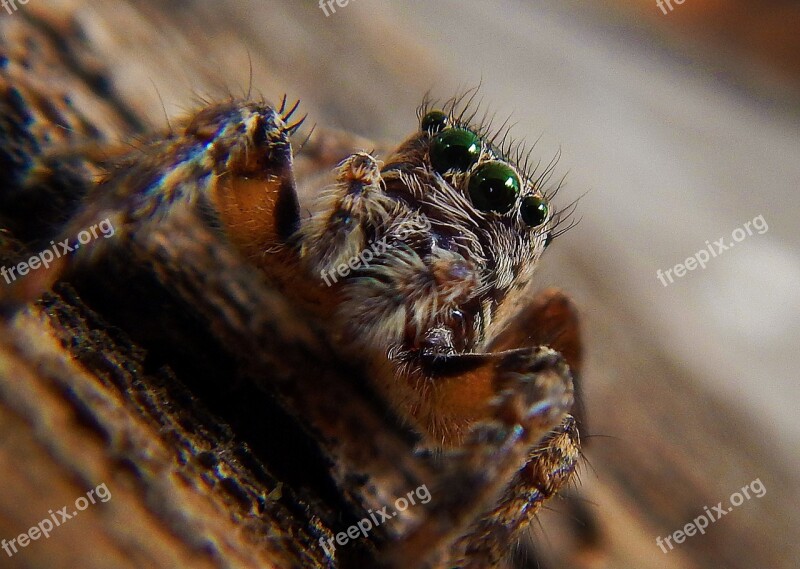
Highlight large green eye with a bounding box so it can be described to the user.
[468,161,521,214]
[429,128,482,173]
[420,110,449,134]
[520,195,549,227]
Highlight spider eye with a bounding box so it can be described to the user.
[467,161,520,214]
[520,195,549,227]
[429,128,481,174]
[420,110,449,134]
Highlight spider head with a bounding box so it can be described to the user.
[372,105,560,350]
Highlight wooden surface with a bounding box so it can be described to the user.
[1,2,798,568]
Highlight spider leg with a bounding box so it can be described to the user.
[451,415,580,569]
[488,287,585,432]
[297,151,396,281]
[376,289,586,569]
[126,206,327,377]
[450,288,594,569]
[0,98,302,308]
[382,345,575,569]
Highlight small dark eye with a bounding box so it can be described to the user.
[467,161,520,214]
[429,128,482,173]
[520,195,549,227]
[420,110,449,134]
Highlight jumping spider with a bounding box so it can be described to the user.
[9,90,585,569]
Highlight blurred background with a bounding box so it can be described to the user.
[14,1,800,568]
